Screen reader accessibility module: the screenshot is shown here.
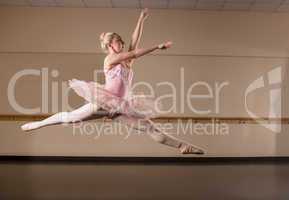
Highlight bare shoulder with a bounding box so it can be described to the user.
[104,54,110,65]
[104,51,134,69]
[104,54,113,68]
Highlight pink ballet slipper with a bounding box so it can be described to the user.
[21,122,41,132]
[179,143,205,154]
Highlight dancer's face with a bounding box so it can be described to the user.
[109,37,124,53]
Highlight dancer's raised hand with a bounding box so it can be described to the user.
[140,8,149,21]
[158,41,173,50]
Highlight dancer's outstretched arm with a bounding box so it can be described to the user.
[106,41,172,69]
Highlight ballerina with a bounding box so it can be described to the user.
[21,8,205,154]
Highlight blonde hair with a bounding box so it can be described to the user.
[99,32,124,53]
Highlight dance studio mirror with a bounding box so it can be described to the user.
[1,5,288,158]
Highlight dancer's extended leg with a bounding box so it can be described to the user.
[113,115,205,154]
[21,103,100,131]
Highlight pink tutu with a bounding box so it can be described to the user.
[68,78,162,119]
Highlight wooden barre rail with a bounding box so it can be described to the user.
[0,114,288,124]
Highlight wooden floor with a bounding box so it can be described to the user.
[0,160,289,200]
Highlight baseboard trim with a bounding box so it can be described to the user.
[0,155,289,164]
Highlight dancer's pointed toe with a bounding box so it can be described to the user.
[194,149,205,155]
[21,123,30,131]
[21,122,40,132]
[180,143,205,155]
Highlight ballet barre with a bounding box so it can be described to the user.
[0,114,288,124]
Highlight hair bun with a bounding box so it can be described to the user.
[100,32,106,41]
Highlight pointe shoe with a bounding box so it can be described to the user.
[180,143,205,155]
[21,122,41,132]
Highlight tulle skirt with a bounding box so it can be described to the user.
[68,79,162,119]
